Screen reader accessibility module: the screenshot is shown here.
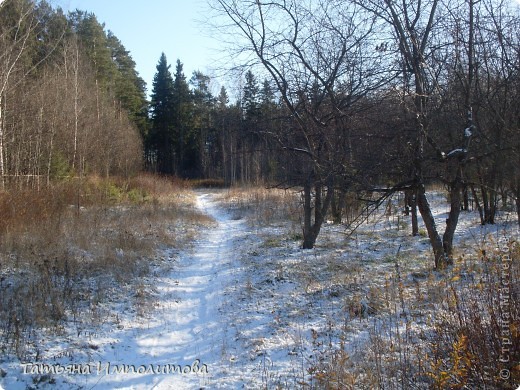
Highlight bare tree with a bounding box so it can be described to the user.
[0,0,37,189]
[469,0,520,227]
[213,0,390,248]
[353,0,484,268]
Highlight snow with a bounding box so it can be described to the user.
[0,189,518,389]
[446,148,467,158]
[1,193,250,389]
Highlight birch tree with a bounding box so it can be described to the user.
[0,0,37,189]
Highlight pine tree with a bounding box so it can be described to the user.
[214,86,231,182]
[68,11,116,91]
[217,86,229,109]
[106,31,148,138]
[191,71,215,178]
[149,53,175,174]
[242,70,259,122]
[171,60,195,177]
[240,70,261,182]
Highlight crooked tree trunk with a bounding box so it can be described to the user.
[302,181,334,249]
[416,184,450,269]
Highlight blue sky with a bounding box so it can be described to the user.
[49,0,520,98]
[53,0,223,95]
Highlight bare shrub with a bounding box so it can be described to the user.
[424,238,519,389]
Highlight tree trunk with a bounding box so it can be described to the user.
[471,184,485,225]
[481,186,494,224]
[416,185,450,269]
[489,189,497,224]
[331,189,344,224]
[443,170,463,260]
[0,95,4,190]
[404,191,410,216]
[302,182,314,249]
[411,194,419,237]
[73,42,79,171]
[302,180,334,249]
[463,184,469,211]
[405,189,419,236]
[516,190,520,229]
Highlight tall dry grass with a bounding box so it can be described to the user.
[0,174,210,359]
[216,186,301,227]
[308,236,519,389]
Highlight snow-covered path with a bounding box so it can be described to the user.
[2,191,285,390]
[89,192,247,389]
[45,192,247,390]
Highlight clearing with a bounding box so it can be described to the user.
[0,188,518,389]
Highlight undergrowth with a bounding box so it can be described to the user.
[0,174,210,360]
[308,236,519,389]
[217,186,301,228]
[226,187,519,389]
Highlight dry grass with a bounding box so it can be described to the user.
[0,174,211,359]
[308,236,520,389]
[225,186,518,388]
[216,186,301,228]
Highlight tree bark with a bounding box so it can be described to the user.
[443,169,463,260]
[471,184,485,225]
[463,184,469,211]
[302,180,334,249]
[416,185,450,269]
[516,190,520,229]
[0,95,4,190]
[405,189,419,236]
[302,181,313,249]
[411,193,419,237]
[331,189,345,224]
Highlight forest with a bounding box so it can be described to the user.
[151,0,520,268]
[0,0,519,388]
[1,0,518,265]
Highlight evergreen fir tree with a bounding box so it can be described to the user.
[217,86,229,110]
[171,60,195,177]
[149,53,175,174]
[259,79,275,106]
[259,78,277,120]
[242,70,259,122]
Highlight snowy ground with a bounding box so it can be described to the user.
[1,192,249,389]
[0,189,518,389]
